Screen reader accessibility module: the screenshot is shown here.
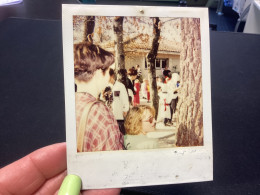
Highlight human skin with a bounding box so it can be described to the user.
[75,67,112,99]
[142,110,156,134]
[0,143,120,195]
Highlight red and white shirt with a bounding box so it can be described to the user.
[75,92,123,152]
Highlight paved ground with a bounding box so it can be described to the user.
[139,96,177,147]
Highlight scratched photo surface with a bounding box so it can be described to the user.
[63,5,212,189]
[73,15,203,152]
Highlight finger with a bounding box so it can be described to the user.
[36,170,67,195]
[0,143,66,195]
[82,188,121,195]
[58,174,82,195]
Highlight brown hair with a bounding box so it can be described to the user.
[124,105,155,135]
[128,67,137,76]
[74,42,114,82]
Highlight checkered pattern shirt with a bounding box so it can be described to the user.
[75,92,123,152]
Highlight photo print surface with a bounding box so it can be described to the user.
[73,15,203,152]
[63,5,212,189]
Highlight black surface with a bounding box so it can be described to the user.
[208,8,239,32]
[0,0,79,22]
[0,18,65,166]
[0,0,238,32]
[0,18,260,194]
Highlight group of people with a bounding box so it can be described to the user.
[74,41,159,152]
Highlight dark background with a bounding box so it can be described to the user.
[0,1,260,194]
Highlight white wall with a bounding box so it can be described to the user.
[125,54,180,80]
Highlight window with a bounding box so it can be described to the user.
[161,59,167,69]
[155,59,160,68]
[145,58,168,69]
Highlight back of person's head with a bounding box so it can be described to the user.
[117,68,127,85]
[128,67,137,76]
[109,68,115,77]
[74,41,114,82]
[124,105,155,135]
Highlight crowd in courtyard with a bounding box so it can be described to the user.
[74,41,179,152]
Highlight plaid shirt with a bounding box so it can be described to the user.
[75,92,123,152]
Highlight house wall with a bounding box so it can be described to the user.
[168,56,181,74]
[125,55,144,71]
[125,54,180,80]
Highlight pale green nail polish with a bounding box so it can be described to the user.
[58,174,81,195]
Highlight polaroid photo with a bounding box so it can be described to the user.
[62,4,213,189]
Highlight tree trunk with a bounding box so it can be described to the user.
[113,16,125,71]
[146,17,161,118]
[176,18,203,147]
[83,16,95,42]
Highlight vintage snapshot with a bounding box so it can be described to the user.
[62,4,213,189]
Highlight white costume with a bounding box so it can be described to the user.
[166,73,179,100]
[157,83,171,121]
[141,82,148,99]
[112,81,130,120]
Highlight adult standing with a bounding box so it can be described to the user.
[136,64,143,83]
[133,79,140,106]
[128,67,140,106]
[109,69,130,134]
[141,79,150,102]
[74,42,123,152]
[167,73,180,123]
[118,69,135,105]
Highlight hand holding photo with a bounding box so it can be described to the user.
[62,4,212,189]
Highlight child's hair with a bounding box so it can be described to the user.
[124,105,155,135]
[74,41,114,82]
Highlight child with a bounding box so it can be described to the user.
[141,79,150,102]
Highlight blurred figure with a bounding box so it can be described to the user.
[118,68,135,105]
[128,67,140,106]
[133,79,140,106]
[136,64,143,83]
[167,73,180,122]
[141,78,150,102]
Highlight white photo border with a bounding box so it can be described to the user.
[62,4,213,189]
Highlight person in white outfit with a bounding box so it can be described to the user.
[159,83,172,126]
[157,75,174,125]
[109,69,130,134]
[166,73,180,123]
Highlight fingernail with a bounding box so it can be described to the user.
[58,174,81,195]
